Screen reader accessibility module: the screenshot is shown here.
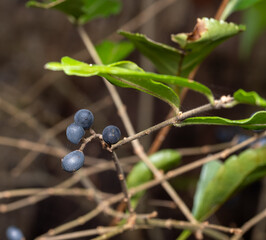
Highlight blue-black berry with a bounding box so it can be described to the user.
[66,123,85,144]
[62,150,85,172]
[74,109,94,129]
[6,226,24,240]
[102,125,121,145]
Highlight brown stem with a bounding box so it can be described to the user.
[231,208,266,240]
[215,0,230,20]
[112,152,134,214]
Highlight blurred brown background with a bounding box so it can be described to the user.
[0,0,265,239]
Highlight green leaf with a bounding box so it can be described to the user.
[171,18,245,77]
[221,0,264,20]
[182,111,266,130]
[192,161,222,217]
[26,0,121,24]
[121,18,244,77]
[126,149,181,209]
[95,40,134,65]
[192,146,266,220]
[45,57,215,111]
[239,1,266,58]
[234,89,266,107]
[119,31,182,75]
[240,166,266,188]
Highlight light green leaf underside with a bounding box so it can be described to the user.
[192,146,266,220]
[182,111,266,130]
[45,57,215,111]
[234,89,266,107]
[26,0,121,24]
[126,149,181,209]
[221,0,264,20]
[95,40,134,64]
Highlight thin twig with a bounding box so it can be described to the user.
[251,178,266,240]
[112,151,134,214]
[126,132,266,199]
[0,97,45,134]
[0,136,66,158]
[148,110,174,154]
[111,96,235,150]
[90,225,131,240]
[36,206,105,240]
[41,216,240,240]
[79,133,102,152]
[215,0,230,20]
[38,227,118,240]
[231,208,266,240]
[0,157,139,213]
[141,218,241,235]
[34,132,264,238]
[0,188,109,200]
[177,140,235,156]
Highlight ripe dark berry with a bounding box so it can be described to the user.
[62,150,85,172]
[74,109,94,129]
[66,123,85,144]
[102,125,121,145]
[6,226,24,240]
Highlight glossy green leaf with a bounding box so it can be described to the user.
[221,0,264,20]
[26,0,121,24]
[96,40,134,65]
[192,146,266,220]
[234,89,266,107]
[126,149,181,209]
[45,57,215,111]
[171,18,245,77]
[182,111,266,130]
[120,31,182,75]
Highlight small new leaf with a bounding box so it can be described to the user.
[234,89,266,107]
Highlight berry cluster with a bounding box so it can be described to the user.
[66,109,94,144]
[62,109,121,173]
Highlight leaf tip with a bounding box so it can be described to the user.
[45,62,63,71]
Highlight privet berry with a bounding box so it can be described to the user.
[62,150,85,172]
[6,226,24,240]
[74,109,94,129]
[102,125,121,145]
[66,123,85,144]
